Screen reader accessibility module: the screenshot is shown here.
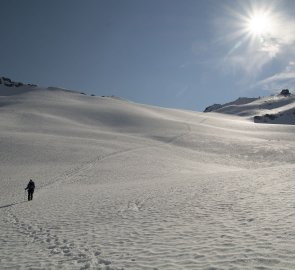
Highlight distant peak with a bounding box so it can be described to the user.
[204,97,259,113]
[204,90,295,125]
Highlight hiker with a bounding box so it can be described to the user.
[25,179,35,201]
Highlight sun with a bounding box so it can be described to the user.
[246,11,274,37]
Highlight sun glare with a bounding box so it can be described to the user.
[225,1,285,68]
[247,13,273,36]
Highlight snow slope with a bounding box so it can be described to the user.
[1,85,295,269]
[204,94,295,125]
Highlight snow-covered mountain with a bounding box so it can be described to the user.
[204,90,295,125]
[204,97,259,113]
[1,79,295,269]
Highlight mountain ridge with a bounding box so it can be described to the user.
[204,90,295,125]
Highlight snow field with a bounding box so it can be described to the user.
[2,165,295,269]
[1,87,295,269]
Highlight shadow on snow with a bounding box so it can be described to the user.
[0,201,27,209]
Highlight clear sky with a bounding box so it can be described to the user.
[1,0,295,111]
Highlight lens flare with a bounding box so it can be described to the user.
[247,12,274,36]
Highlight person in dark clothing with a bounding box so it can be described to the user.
[25,179,35,201]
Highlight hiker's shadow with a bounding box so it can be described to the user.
[0,201,26,209]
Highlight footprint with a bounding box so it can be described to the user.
[98,258,112,265]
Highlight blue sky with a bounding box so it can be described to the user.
[1,0,295,111]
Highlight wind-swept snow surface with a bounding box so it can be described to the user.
[1,86,295,269]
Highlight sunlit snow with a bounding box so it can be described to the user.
[1,84,295,269]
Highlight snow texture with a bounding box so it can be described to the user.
[1,84,295,269]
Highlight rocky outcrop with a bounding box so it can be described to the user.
[204,104,222,112]
[254,114,277,123]
[280,89,290,96]
[203,97,259,113]
[0,76,37,88]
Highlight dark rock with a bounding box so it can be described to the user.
[254,113,278,123]
[280,89,291,96]
[254,116,262,122]
[264,114,277,120]
[2,77,12,82]
[204,104,222,112]
[15,82,24,87]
